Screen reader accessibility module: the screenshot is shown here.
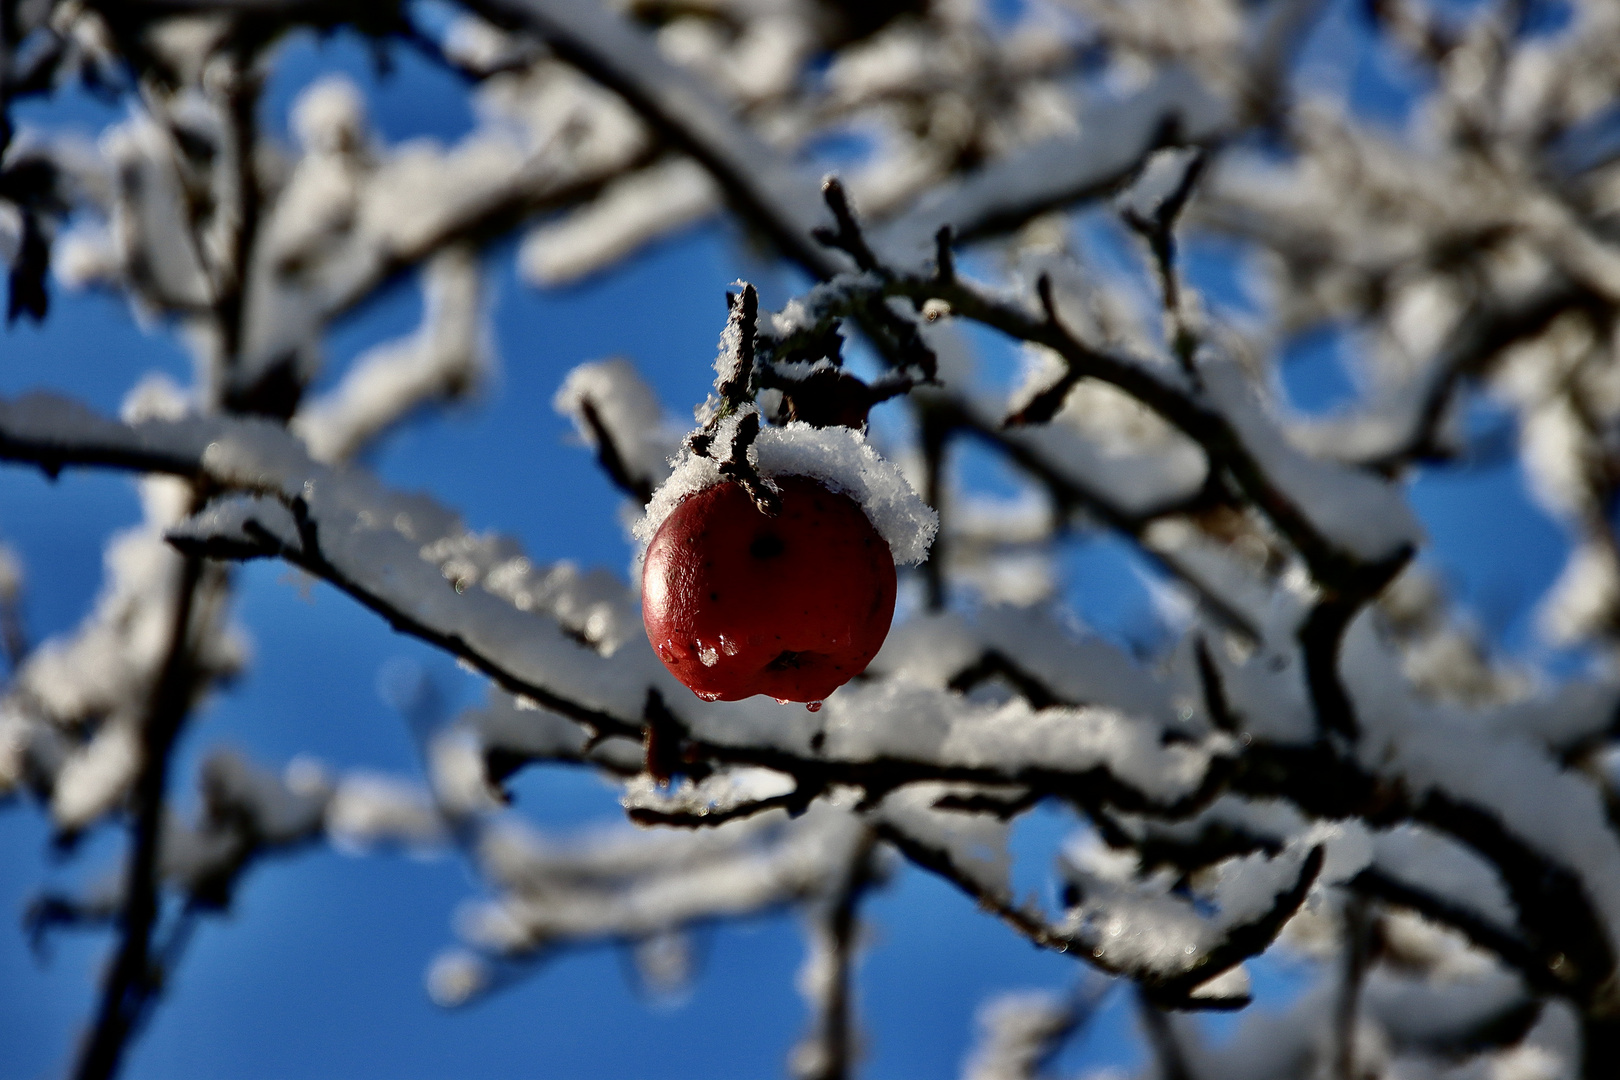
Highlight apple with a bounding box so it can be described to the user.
[642,475,897,704]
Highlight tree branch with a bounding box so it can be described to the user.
[463,0,841,280]
[792,830,877,1080]
[71,552,205,1080]
[768,265,1417,594]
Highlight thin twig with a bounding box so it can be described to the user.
[933,226,955,284]
[793,830,877,1080]
[812,177,882,276]
[579,398,656,504]
[0,582,27,671]
[1137,992,1195,1080]
[919,405,949,612]
[1333,896,1372,1080]
[71,553,204,1080]
[1119,148,1207,375]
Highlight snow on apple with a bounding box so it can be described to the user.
[635,419,938,566]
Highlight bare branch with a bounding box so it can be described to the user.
[791,829,878,1080]
[1333,896,1372,1080]
[71,551,204,1080]
[1118,147,1208,373]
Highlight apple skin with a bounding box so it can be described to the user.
[642,475,897,703]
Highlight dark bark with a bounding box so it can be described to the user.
[1584,1015,1620,1080]
[71,554,204,1080]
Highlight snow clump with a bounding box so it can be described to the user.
[635,419,938,565]
[553,357,684,489]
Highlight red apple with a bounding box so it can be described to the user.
[642,475,897,703]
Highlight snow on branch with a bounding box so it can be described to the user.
[1195,352,1421,569]
[464,0,841,279]
[10,389,1617,1008]
[292,246,489,464]
[874,794,1322,1010]
[764,250,1419,589]
[16,5,1620,1075]
[1153,962,1567,1080]
[553,356,683,504]
[190,59,654,398]
[960,984,1104,1080]
[434,800,872,1006]
[160,750,330,905]
[1342,613,1620,988]
[520,156,718,286]
[27,749,330,953]
[1056,836,1325,1008]
[623,768,806,828]
[0,393,1227,811]
[875,66,1231,263]
[0,394,244,831]
[466,0,1242,292]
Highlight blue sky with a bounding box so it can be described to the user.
[0,12,1581,1080]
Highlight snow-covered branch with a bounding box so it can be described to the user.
[11,1,1620,1077]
